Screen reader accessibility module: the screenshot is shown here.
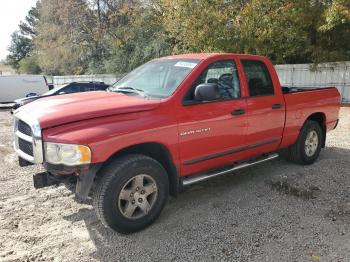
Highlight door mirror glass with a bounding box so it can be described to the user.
[194,83,220,102]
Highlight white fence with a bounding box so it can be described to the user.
[52,61,350,103]
[53,74,122,87]
[275,62,350,103]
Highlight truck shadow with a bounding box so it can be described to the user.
[63,146,350,261]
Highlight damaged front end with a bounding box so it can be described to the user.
[14,110,99,202]
[22,160,101,201]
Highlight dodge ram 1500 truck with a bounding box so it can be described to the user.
[13,53,340,233]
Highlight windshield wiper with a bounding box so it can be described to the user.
[112,86,147,97]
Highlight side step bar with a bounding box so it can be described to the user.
[182,153,279,186]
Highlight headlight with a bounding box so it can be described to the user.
[45,142,91,166]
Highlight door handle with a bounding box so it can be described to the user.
[231,109,245,116]
[272,103,283,109]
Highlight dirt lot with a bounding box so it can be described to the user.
[0,108,349,262]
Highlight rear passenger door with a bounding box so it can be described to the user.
[240,59,285,155]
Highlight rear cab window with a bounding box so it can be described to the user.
[241,60,274,97]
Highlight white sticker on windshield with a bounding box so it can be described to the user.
[174,61,197,69]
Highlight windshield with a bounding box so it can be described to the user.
[43,84,69,96]
[112,58,200,98]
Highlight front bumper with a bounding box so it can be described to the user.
[33,171,71,189]
[32,162,102,201]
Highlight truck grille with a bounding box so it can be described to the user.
[13,114,43,164]
[18,137,34,156]
[18,120,32,136]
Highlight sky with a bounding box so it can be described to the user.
[0,0,37,61]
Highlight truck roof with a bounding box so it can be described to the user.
[160,53,266,60]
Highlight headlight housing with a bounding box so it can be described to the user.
[45,142,91,166]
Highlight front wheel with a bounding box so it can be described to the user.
[280,120,323,165]
[93,154,169,234]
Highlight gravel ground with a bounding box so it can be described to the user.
[0,107,349,262]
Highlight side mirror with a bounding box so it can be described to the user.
[58,91,66,95]
[194,83,220,102]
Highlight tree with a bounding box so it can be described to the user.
[102,0,172,73]
[317,0,350,62]
[6,1,41,72]
[237,0,312,63]
[19,1,41,37]
[18,55,41,74]
[8,0,349,75]
[6,31,33,70]
[159,0,350,64]
[160,0,246,53]
[35,0,96,75]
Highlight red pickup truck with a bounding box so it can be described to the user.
[13,53,340,233]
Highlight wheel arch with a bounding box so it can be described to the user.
[304,112,326,147]
[98,142,180,197]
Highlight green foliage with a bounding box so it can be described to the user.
[160,0,350,64]
[6,0,350,75]
[102,3,172,73]
[237,0,312,63]
[317,0,350,61]
[320,0,350,31]
[160,0,242,53]
[35,0,96,75]
[6,31,33,70]
[19,1,41,37]
[18,55,41,74]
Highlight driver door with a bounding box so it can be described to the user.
[177,59,248,176]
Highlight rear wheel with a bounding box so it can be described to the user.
[280,120,323,165]
[93,154,169,234]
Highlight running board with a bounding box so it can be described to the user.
[182,153,279,186]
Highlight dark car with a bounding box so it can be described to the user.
[12,81,110,112]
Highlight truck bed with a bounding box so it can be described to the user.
[280,86,340,148]
[282,86,337,94]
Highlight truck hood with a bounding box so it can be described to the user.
[17,91,161,129]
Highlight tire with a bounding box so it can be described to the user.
[281,120,323,165]
[93,154,169,234]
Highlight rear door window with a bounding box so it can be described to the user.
[241,60,274,97]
